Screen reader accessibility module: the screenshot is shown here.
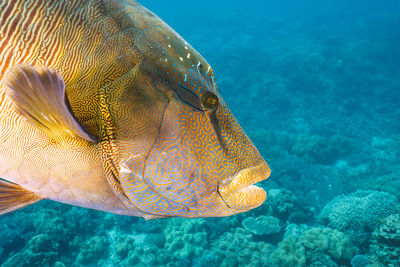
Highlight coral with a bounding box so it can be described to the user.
[212,227,275,266]
[31,208,70,242]
[242,215,281,235]
[127,251,140,265]
[76,236,108,265]
[266,188,297,217]
[351,254,369,267]
[0,3,398,267]
[134,244,159,265]
[1,232,60,267]
[114,236,134,258]
[163,219,208,259]
[143,233,166,249]
[193,253,219,267]
[284,223,309,239]
[291,134,349,164]
[270,234,306,266]
[270,227,354,266]
[2,250,55,267]
[0,222,28,259]
[29,234,58,254]
[1,222,63,267]
[134,233,170,265]
[107,229,170,266]
[369,213,400,266]
[319,190,399,245]
[301,228,354,261]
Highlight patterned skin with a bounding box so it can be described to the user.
[0,0,270,219]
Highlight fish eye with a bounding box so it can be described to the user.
[201,91,219,111]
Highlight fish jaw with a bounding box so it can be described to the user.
[218,162,270,211]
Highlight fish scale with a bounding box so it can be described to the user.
[0,0,270,219]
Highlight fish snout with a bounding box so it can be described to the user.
[218,162,270,211]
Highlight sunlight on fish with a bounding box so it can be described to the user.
[0,0,270,220]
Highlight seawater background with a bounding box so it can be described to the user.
[1,0,400,266]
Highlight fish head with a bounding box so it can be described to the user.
[103,3,270,219]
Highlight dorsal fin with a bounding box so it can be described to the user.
[0,179,43,215]
[3,64,96,148]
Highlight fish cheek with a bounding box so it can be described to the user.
[115,97,236,217]
[214,102,265,171]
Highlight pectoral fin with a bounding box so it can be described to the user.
[4,64,96,147]
[0,179,43,215]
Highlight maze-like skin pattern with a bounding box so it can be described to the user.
[0,0,270,218]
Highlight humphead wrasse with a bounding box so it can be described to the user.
[0,0,270,219]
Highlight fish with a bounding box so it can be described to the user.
[0,0,270,219]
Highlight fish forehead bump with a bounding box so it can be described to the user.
[124,1,217,102]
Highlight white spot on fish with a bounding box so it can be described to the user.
[179,57,184,61]
[120,163,131,174]
[187,53,191,59]
[206,66,211,75]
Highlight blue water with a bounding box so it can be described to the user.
[1,0,399,266]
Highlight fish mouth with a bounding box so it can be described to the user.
[218,162,271,211]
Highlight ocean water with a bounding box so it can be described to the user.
[1,0,400,266]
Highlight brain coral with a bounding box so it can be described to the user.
[369,213,400,267]
[242,215,281,235]
[319,190,399,245]
[270,227,354,267]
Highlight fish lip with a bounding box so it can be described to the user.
[220,162,271,192]
[218,162,271,210]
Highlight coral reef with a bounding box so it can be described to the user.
[292,134,350,164]
[0,1,399,266]
[264,188,297,218]
[211,227,275,266]
[351,254,370,267]
[270,227,354,266]
[76,236,108,264]
[369,213,400,267]
[163,219,208,259]
[242,215,281,235]
[319,190,399,246]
